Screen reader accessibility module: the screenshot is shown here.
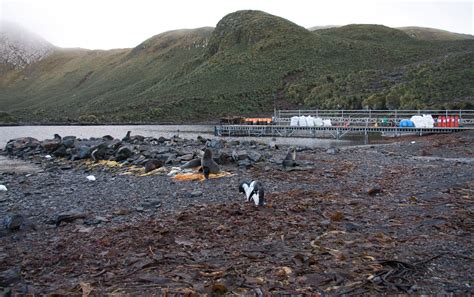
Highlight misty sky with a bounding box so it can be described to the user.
[2,0,473,49]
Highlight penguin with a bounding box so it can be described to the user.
[201,148,220,179]
[239,181,265,206]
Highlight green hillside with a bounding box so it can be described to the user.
[398,26,474,41]
[1,10,473,124]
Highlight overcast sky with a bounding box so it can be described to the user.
[1,0,473,49]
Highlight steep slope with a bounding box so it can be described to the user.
[1,11,473,123]
[0,22,55,72]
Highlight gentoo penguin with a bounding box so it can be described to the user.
[201,148,220,179]
[282,146,297,168]
[239,181,265,206]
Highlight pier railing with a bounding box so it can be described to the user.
[274,109,474,126]
[214,125,470,139]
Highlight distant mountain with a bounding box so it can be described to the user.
[307,25,340,31]
[1,11,473,124]
[0,22,55,72]
[398,26,474,41]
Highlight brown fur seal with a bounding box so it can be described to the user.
[282,147,297,168]
[201,148,220,179]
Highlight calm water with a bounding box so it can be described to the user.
[0,125,372,149]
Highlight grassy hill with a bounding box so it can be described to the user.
[398,26,474,41]
[1,10,473,124]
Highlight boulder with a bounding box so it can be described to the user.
[3,214,24,231]
[248,151,262,162]
[41,138,62,152]
[0,267,21,287]
[76,146,92,160]
[232,150,248,161]
[5,137,40,154]
[52,145,68,157]
[102,135,114,141]
[216,152,232,165]
[326,148,339,155]
[178,154,194,162]
[51,210,87,226]
[238,159,252,168]
[206,139,225,149]
[367,186,382,196]
[163,154,178,165]
[157,136,169,143]
[61,136,77,148]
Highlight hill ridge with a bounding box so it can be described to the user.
[1,11,473,123]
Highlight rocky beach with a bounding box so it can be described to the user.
[0,131,473,295]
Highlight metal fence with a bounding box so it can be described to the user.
[273,109,474,126]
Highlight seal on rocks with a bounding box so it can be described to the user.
[122,131,131,142]
[144,159,164,173]
[282,147,297,168]
[239,181,265,206]
[201,148,220,179]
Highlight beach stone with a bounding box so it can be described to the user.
[238,159,252,168]
[141,200,162,209]
[76,146,92,160]
[344,222,361,232]
[206,139,224,149]
[41,139,62,152]
[157,136,169,143]
[248,151,262,162]
[217,152,232,165]
[320,219,331,226]
[190,190,203,197]
[232,150,248,161]
[52,145,68,157]
[326,148,339,155]
[0,267,21,286]
[178,154,194,161]
[102,135,114,141]
[131,135,145,143]
[367,185,382,196]
[3,214,24,231]
[52,211,87,226]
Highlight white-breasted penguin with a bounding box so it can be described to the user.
[239,181,265,206]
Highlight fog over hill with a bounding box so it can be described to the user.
[0,22,55,71]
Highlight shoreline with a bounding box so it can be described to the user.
[0,131,472,294]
